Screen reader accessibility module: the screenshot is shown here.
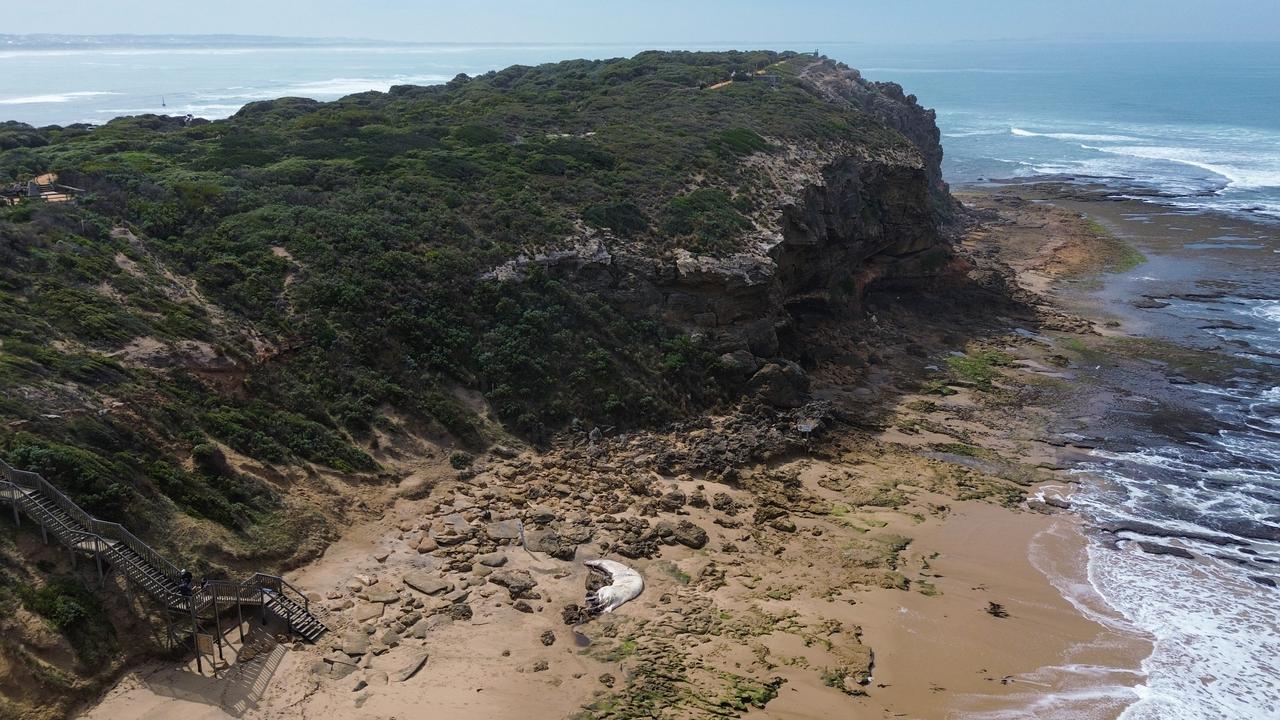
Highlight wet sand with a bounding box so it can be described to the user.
[851,500,1147,719]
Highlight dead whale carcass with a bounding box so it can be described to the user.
[584,558,644,614]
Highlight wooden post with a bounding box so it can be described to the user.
[236,592,246,645]
[94,537,104,586]
[9,493,17,526]
[190,605,203,675]
[211,590,224,662]
[164,608,175,651]
[40,523,47,544]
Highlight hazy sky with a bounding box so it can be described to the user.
[8,0,1280,43]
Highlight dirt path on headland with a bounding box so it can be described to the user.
[80,191,1154,720]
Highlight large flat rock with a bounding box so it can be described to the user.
[354,602,384,623]
[342,631,370,656]
[403,570,453,596]
[363,587,401,603]
[485,519,523,540]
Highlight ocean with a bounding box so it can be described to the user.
[3,38,1278,719]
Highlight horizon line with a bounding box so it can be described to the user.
[4,33,1278,47]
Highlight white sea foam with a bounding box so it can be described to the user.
[1066,434,1280,719]
[1093,541,1280,720]
[1249,300,1280,326]
[186,75,453,105]
[0,91,120,105]
[1089,145,1280,190]
[944,129,1005,138]
[1010,127,1141,143]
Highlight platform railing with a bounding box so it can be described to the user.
[0,457,324,643]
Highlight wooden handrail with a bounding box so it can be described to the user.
[0,458,325,643]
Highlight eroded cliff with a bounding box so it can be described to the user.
[484,58,956,407]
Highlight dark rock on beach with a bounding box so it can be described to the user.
[1136,542,1195,559]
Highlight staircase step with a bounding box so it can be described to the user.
[10,475,329,648]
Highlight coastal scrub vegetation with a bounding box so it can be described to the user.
[0,51,913,556]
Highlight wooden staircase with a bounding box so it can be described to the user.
[0,458,327,653]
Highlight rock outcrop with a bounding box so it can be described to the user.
[799,61,958,221]
[484,60,955,408]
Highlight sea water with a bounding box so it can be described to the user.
[3,38,1279,718]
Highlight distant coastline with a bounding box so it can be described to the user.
[0,33,384,48]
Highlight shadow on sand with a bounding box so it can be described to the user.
[139,624,290,717]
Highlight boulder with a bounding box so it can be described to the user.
[403,571,454,596]
[770,518,798,533]
[353,603,384,623]
[407,618,432,639]
[524,529,577,560]
[528,507,557,525]
[747,360,810,409]
[489,569,538,598]
[477,552,508,568]
[1136,542,1194,559]
[363,587,400,604]
[672,519,709,549]
[342,631,370,656]
[486,519,523,541]
[718,350,761,382]
[659,489,687,511]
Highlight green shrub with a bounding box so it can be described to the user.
[19,577,119,669]
[582,201,650,237]
[715,128,770,156]
[453,124,504,146]
[662,189,751,253]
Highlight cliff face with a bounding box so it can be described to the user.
[800,62,958,221]
[491,60,954,405]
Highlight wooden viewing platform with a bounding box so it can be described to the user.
[0,458,326,673]
[2,173,84,206]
